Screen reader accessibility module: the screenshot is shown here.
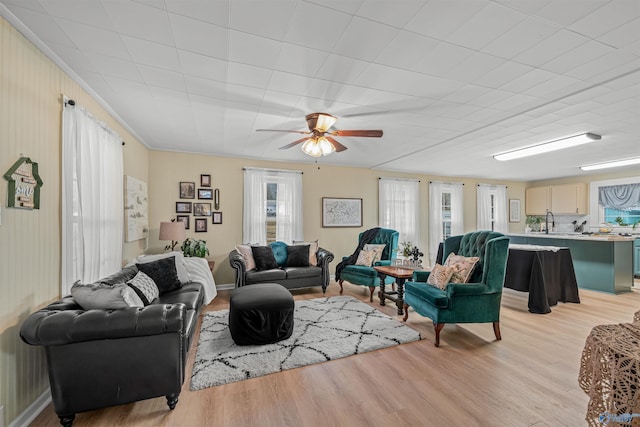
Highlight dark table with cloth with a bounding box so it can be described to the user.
[504,244,580,314]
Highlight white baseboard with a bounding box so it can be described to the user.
[9,389,50,427]
[216,283,235,290]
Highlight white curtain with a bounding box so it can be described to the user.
[477,184,508,233]
[429,181,464,265]
[243,168,268,244]
[379,177,420,247]
[62,97,123,295]
[243,168,303,245]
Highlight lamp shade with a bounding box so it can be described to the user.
[159,221,186,242]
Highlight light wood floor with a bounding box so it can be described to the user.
[30,281,640,427]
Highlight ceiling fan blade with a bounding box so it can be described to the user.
[332,129,383,138]
[257,129,310,134]
[279,137,309,150]
[325,136,348,152]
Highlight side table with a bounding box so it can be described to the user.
[374,265,415,315]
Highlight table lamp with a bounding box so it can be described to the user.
[159,221,186,251]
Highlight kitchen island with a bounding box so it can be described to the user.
[507,233,636,294]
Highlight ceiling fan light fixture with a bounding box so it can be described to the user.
[306,113,337,132]
[301,136,335,157]
[493,133,601,161]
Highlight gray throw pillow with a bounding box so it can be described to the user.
[251,246,279,271]
[126,271,159,305]
[71,281,144,310]
[286,244,310,267]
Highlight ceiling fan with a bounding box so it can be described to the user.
[257,113,383,157]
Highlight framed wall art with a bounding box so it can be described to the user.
[195,218,207,232]
[200,174,211,187]
[124,175,148,242]
[509,199,521,223]
[176,214,190,230]
[193,202,212,216]
[212,211,222,224]
[198,188,213,199]
[176,201,192,213]
[322,197,363,228]
[179,181,195,199]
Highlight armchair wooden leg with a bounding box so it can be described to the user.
[338,280,344,294]
[493,321,502,341]
[433,322,445,347]
[368,287,374,302]
[402,304,409,321]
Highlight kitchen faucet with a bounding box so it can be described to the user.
[545,210,555,234]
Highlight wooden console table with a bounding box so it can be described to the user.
[579,322,640,426]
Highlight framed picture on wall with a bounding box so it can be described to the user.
[176,202,192,213]
[509,199,521,223]
[198,188,213,199]
[200,174,211,187]
[176,214,190,230]
[212,211,222,224]
[193,202,212,216]
[195,218,207,232]
[179,182,195,199]
[322,197,363,227]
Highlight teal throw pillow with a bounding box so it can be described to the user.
[269,241,289,267]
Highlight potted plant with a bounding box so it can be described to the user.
[526,216,541,232]
[181,238,210,258]
[400,241,414,258]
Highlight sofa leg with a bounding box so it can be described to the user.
[402,304,409,321]
[338,280,344,294]
[433,322,445,347]
[493,321,502,341]
[58,414,75,427]
[368,287,374,302]
[166,393,180,410]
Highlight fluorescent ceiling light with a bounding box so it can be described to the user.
[580,157,640,171]
[494,133,601,161]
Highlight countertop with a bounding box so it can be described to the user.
[508,233,638,242]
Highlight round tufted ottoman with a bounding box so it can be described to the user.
[228,283,295,345]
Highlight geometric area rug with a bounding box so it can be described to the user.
[190,295,421,390]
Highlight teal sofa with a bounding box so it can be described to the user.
[403,231,510,347]
[337,228,399,301]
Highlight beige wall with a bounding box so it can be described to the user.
[0,16,148,426]
[149,151,527,285]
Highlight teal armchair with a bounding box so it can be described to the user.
[337,228,399,301]
[403,231,510,347]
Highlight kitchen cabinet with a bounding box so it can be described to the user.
[525,183,587,215]
[634,239,640,278]
[551,183,587,214]
[525,186,550,215]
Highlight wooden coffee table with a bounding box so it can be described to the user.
[374,265,415,315]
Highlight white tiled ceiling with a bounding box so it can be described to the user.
[1,0,639,181]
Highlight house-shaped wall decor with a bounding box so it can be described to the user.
[3,157,43,209]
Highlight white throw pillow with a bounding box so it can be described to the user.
[71,281,144,310]
[355,250,376,267]
[363,244,386,264]
[127,271,160,305]
[133,251,191,284]
[235,244,257,271]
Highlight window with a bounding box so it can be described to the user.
[243,168,303,245]
[378,178,420,248]
[62,98,123,295]
[590,178,640,227]
[477,184,508,232]
[429,182,464,265]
